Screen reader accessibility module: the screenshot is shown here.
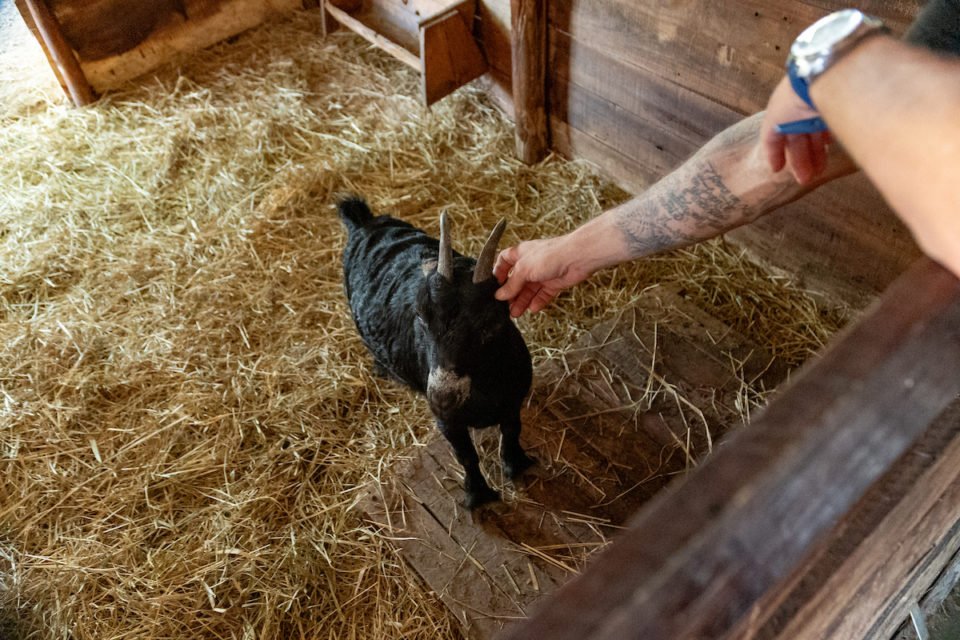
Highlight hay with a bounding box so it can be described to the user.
[0,7,848,640]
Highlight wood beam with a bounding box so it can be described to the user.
[20,0,96,106]
[734,400,960,639]
[510,0,548,163]
[496,257,960,640]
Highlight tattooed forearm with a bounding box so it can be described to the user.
[614,160,752,257]
[611,111,837,259]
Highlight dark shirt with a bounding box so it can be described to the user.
[906,0,960,54]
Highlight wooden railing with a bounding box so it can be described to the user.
[497,257,960,640]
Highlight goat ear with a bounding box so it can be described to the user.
[473,218,507,284]
[438,210,454,281]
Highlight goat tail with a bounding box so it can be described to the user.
[337,195,373,229]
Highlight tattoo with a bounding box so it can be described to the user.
[615,160,751,257]
[614,113,803,258]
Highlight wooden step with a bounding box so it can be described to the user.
[362,285,790,639]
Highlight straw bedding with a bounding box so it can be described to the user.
[0,8,847,639]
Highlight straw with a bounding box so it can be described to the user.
[0,8,847,639]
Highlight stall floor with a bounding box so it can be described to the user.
[362,285,790,639]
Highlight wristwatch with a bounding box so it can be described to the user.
[787,9,889,110]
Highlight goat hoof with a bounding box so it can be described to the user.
[504,453,536,480]
[465,486,500,510]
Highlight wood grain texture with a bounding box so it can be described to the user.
[496,258,960,640]
[476,0,511,78]
[365,285,788,640]
[781,413,960,640]
[75,0,302,92]
[727,179,922,307]
[510,0,547,163]
[49,0,183,61]
[548,1,917,116]
[324,0,486,105]
[325,0,421,69]
[421,7,488,105]
[537,0,925,307]
[18,0,96,105]
[731,401,960,639]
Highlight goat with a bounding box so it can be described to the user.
[337,196,534,508]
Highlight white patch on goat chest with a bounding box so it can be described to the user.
[427,367,472,409]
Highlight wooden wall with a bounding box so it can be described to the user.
[483,0,926,307]
[18,0,304,93]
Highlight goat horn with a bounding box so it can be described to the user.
[473,218,507,284]
[438,209,454,281]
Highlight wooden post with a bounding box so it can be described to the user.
[21,0,97,106]
[510,0,548,163]
[496,257,960,640]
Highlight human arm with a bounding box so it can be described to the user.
[494,113,855,317]
[762,35,960,278]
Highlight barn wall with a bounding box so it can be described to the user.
[481,0,926,307]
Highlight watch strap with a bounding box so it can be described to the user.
[787,58,816,110]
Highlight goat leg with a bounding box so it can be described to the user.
[437,420,499,509]
[499,412,535,480]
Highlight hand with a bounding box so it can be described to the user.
[493,237,591,317]
[760,77,832,185]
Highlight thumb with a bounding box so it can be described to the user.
[493,248,516,285]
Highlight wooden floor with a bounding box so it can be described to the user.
[362,285,790,639]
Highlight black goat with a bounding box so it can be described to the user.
[338,196,534,508]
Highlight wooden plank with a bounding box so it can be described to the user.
[412,0,478,27]
[550,75,686,181]
[495,257,960,640]
[48,0,182,61]
[728,401,960,639]
[546,24,921,307]
[474,70,514,118]
[325,1,422,69]
[906,546,960,639]
[13,0,70,98]
[727,179,922,306]
[548,0,918,117]
[76,0,302,92]
[510,0,548,163]
[476,0,511,78]
[779,404,960,639]
[20,0,96,106]
[366,285,789,639]
[363,436,601,639]
[420,8,487,105]
[550,115,660,191]
[550,29,742,149]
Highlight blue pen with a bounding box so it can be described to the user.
[775,116,829,135]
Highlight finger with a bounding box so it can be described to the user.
[764,129,788,173]
[509,285,539,317]
[493,249,516,285]
[785,134,814,184]
[527,287,558,314]
[509,296,532,318]
[809,130,829,178]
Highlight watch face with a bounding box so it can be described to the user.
[793,9,864,58]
